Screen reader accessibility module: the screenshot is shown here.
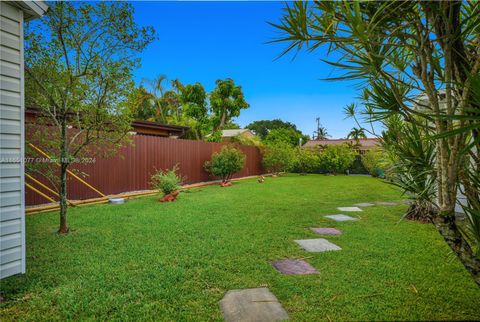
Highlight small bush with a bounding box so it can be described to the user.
[205,146,245,183]
[262,143,295,175]
[150,165,183,196]
[361,148,384,177]
[291,148,321,174]
[319,144,355,174]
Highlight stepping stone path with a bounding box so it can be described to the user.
[324,214,359,222]
[375,201,398,206]
[354,202,375,207]
[219,288,289,322]
[295,238,342,252]
[272,259,318,275]
[311,227,342,235]
[221,200,367,320]
[337,206,363,212]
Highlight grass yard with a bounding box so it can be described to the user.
[1,175,479,321]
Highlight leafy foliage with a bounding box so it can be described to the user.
[347,127,367,141]
[205,146,246,183]
[150,165,183,196]
[129,77,249,140]
[361,149,384,177]
[264,128,304,147]
[229,134,263,147]
[262,143,295,175]
[291,148,321,174]
[205,130,223,143]
[271,0,480,284]
[128,77,209,140]
[319,144,356,174]
[246,119,309,143]
[25,1,155,233]
[313,118,330,140]
[381,121,437,222]
[209,79,249,131]
[382,121,437,204]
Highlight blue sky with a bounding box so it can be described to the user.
[132,1,366,138]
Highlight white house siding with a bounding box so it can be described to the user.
[0,1,25,279]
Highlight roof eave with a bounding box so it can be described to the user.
[13,0,48,21]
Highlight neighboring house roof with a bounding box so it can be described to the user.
[220,129,254,138]
[303,138,379,149]
[25,108,189,138]
[131,120,189,138]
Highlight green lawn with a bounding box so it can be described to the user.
[1,175,479,321]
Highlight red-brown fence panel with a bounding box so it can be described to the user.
[25,136,264,206]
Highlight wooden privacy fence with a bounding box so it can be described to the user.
[26,136,264,206]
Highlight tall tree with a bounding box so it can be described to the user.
[133,75,179,123]
[347,127,367,141]
[129,77,209,139]
[264,128,305,147]
[313,117,330,140]
[246,119,308,142]
[25,2,155,234]
[271,1,480,284]
[178,82,208,139]
[209,78,249,131]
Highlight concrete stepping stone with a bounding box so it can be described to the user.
[272,259,318,275]
[295,238,342,252]
[375,201,398,206]
[354,202,375,207]
[219,287,289,322]
[311,227,342,235]
[324,214,359,222]
[337,206,363,212]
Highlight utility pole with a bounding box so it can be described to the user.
[314,117,321,140]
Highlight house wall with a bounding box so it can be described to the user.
[0,2,25,279]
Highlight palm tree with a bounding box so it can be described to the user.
[140,75,169,123]
[315,126,330,140]
[136,76,186,124]
[313,117,330,140]
[347,127,367,141]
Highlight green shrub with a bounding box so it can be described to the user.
[348,155,369,174]
[205,146,246,183]
[361,148,384,177]
[205,131,222,142]
[291,148,321,174]
[150,165,183,196]
[229,134,263,147]
[262,142,295,175]
[319,144,356,174]
[264,128,304,147]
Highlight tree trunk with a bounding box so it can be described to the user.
[58,164,69,234]
[58,121,69,234]
[432,213,480,286]
[214,109,228,132]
